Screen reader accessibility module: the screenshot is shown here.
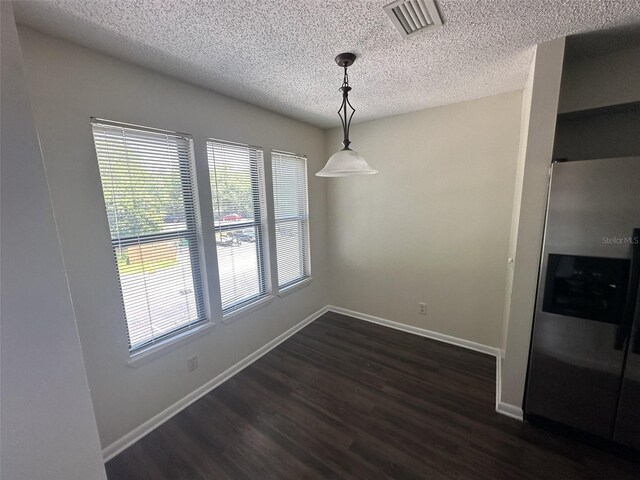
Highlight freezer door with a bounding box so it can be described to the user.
[613,228,640,450]
[526,157,640,439]
[526,257,630,437]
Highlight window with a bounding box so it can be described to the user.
[207,140,268,313]
[272,151,311,288]
[91,119,205,352]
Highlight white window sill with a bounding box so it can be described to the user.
[221,295,275,325]
[127,321,214,368]
[277,277,313,298]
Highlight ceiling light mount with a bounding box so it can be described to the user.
[316,53,378,177]
[335,52,356,68]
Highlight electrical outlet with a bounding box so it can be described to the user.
[187,355,198,372]
[418,302,427,315]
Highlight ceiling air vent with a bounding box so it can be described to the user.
[383,0,443,39]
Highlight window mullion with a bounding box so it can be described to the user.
[189,137,221,323]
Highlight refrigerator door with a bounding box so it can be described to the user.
[613,228,640,449]
[526,157,640,439]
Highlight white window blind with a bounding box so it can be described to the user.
[91,119,205,352]
[207,140,268,312]
[272,151,311,288]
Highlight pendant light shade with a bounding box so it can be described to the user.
[316,52,378,177]
[316,149,378,177]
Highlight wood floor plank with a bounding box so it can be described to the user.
[106,313,640,479]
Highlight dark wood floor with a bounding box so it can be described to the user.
[106,312,640,479]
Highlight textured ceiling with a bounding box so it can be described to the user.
[14,0,640,128]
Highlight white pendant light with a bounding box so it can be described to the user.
[316,53,378,177]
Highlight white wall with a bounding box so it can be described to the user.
[17,26,329,452]
[558,45,640,113]
[499,39,565,412]
[0,5,107,479]
[325,91,523,349]
[499,56,536,354]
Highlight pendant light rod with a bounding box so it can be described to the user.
[335,53,356,151]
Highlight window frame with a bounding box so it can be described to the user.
[91,118,316,363]
[207,139,271,316]
[271,150,311,290]
[91,118,209,355]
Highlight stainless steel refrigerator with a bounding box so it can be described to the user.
[525,156,640,449]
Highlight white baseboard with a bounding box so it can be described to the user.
[326,305,501,357]
[494,354,524,421]
[102,305,329,461]
[495,355,503,411]
[327,306,524,422]
[496,402,524,420]
[104,304,522,460]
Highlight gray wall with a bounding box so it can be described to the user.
[558,45,640,113]
[0,5,107,479]
[554,109,640,161]
[324,91,523,349]
[17,26,329,451]
[554,42,640,162]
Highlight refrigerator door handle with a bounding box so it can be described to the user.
[631,297,640,354]
[631,230,640,354]
[616,228,640,351]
